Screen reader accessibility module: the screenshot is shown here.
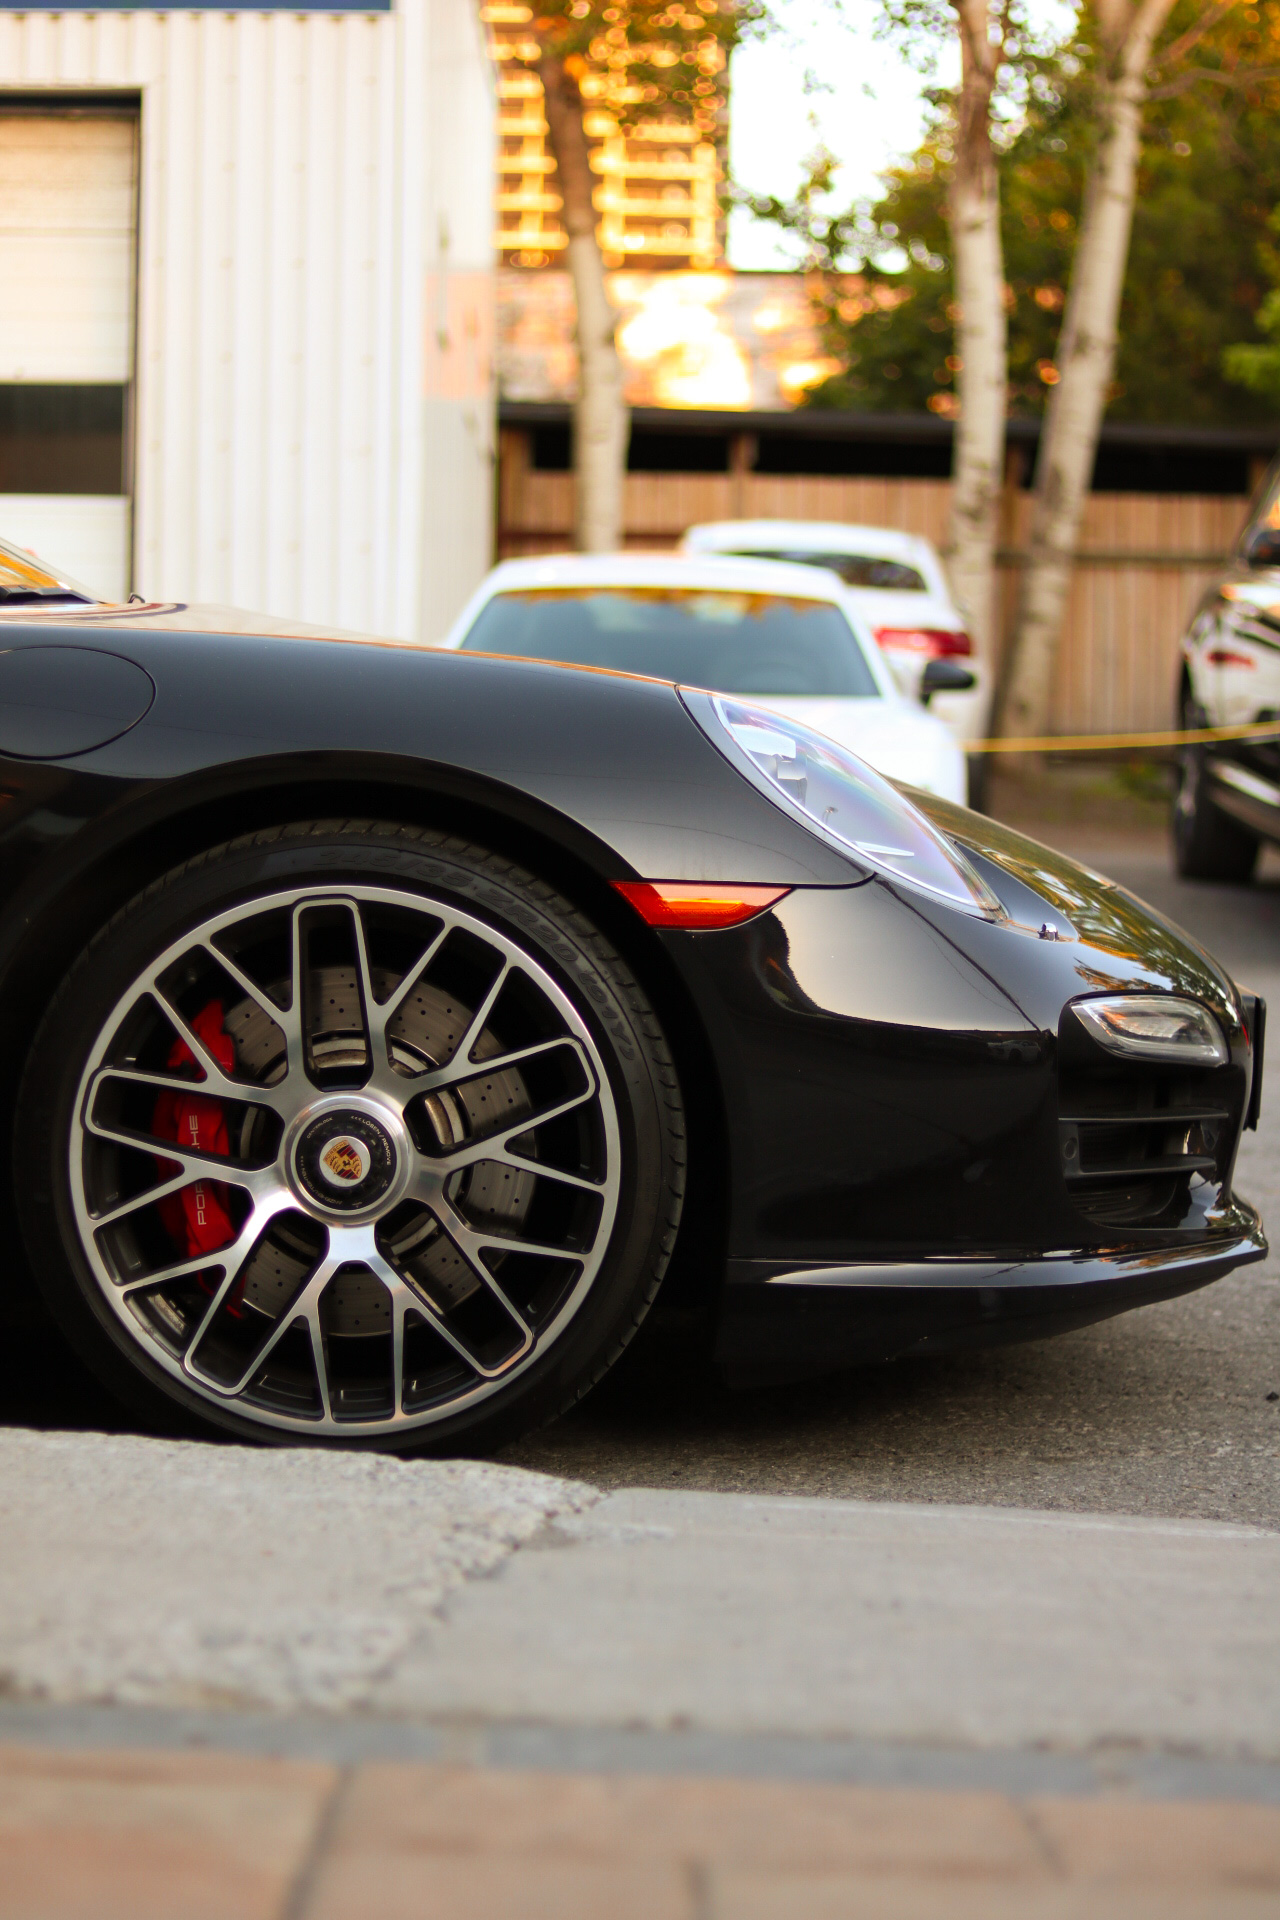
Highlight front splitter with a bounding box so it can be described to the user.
[715,1206,1267,1385]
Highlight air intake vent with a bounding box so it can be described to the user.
[1058,1006,1243,1231]
[1059,1100,1230,1228]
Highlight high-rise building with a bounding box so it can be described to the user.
[483,3,724,270]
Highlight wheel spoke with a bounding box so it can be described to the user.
[147,994,243,1099]
[374,923,451,1030]
[91,1164,205,1230]
[504,1082,597,1139]
[91,1064,238,1103]
[493,1154,603,1194]
[118,1249,240,1295]
[342,900,380,1079]
[289,902,313,1085]
[450,956,512,1073]
[211,1245,341,1403]
[360,1243,499,1395]
[391,1284,408,1415]
[412,1034,589,1097]
[196,940,306,1115]
[416,1080,597,1179]
[84,1113,275,1185]
[378,1198,536,1361]
[88,1062,290,1127]
[304,1297,334,1422]
[437,1196,572,1275]
[176,1194,298,1369]
[202,939,299,1051]
[355,911,450,1091]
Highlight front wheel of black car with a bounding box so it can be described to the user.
[16,823,685,1453]
[1172,697,1258,883]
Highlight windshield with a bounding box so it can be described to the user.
[720,550,928,593]
[460,587,882,697]
[0,534,93,604]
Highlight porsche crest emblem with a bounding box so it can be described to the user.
[320,1135,369,1186]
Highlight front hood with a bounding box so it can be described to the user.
[744,694,965,802]
[908,788,1240,1022]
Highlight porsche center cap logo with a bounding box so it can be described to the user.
[320,1135,370,1187]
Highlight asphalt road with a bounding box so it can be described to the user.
[4,827,1279,1528]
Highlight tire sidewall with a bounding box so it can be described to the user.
[17,826,681,1452]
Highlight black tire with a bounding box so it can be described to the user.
[15,821,685,1453]
[1172,691,1259,883]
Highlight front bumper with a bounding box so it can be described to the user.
[715,1199,1266,1385]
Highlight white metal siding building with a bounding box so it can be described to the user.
[0,0,494,642]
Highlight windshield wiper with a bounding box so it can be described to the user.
[0,586,93,605]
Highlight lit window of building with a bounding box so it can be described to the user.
[482,4,725,271]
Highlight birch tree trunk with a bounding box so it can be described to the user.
[539,53,628,553]
[946,1,1007,683]
[999,0,1176,737]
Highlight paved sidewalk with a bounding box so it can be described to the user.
[6,1432,1280,1758]
[374,1488,1280,1754]
[4,1744,1280,1919]
[0,1431,595,1709]
[7,1429,1280,1914]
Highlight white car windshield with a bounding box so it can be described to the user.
[460,587,881,698]
[718,550,928,593]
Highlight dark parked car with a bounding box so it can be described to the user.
[0,541,1266,1451]
[1175,452,1280,879]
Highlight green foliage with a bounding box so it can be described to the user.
[758,0,1280,426]
[1223,210,1280,403]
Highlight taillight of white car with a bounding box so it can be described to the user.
[873,625,973,658]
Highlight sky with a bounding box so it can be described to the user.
[727,1,951,269]
[727,0,1075,271]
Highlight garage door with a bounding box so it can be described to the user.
[0,109,138,600]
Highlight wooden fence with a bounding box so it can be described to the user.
[497,428,1247,737]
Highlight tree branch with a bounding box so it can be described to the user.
[950,0,997,86]
[1146,62,1280,98]
[1094,0,1136,60]
[1151,0,1238,73]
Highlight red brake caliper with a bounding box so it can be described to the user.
[152,999,238,1267]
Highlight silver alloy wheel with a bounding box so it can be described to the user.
[68,885,622,1436]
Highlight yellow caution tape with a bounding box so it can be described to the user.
[966,718,1280,755]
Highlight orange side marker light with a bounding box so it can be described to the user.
[612,882,792,930]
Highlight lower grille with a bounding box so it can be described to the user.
[1059,1103,1230,1227]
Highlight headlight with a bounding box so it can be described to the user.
[1072,994,1228,1067]
[685,691,1003,919]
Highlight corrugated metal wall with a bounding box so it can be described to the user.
[0,0,494,640]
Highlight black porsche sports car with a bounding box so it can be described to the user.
[0,562,1266,1451]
